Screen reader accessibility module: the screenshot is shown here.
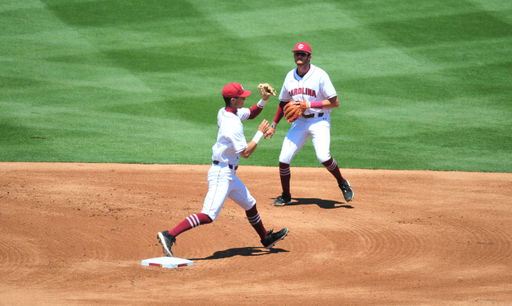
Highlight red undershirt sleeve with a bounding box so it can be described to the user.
[248,104,262,119]
[273,101,288,124]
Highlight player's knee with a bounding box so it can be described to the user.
[279,158,290,164]
[203,212,217,222]
[317,154,331,163]
[279,154,294,164]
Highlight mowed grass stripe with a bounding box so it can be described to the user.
[0,0,511,171]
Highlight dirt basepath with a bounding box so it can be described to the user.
[1,163,511,305]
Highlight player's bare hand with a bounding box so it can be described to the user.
[264,127,275,139]
[258,119,270,133]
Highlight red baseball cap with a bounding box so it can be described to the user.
[222,82,251,98]
[293,42,312,54]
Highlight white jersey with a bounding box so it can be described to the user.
[278,64,337,116]
[211,107,251,165]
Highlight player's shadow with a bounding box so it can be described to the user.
[189,247,288,261]
[274,197,353,209]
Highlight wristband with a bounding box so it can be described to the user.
[270,123,276,129]
[252,131,264,144]
[310,101,324,109]
[257,98,267,108]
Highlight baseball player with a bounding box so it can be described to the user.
[265,42,354,205]
[157,82,288,257]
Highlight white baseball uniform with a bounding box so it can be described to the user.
[278,64,337,164]
[201,107,256,221]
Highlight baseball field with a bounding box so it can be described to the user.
[1,0,511,305]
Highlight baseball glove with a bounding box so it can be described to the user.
[283,101,308,123]
[258,83,277,100]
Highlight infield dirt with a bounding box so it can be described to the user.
[1,163,511,305]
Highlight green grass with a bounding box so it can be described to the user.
[1,0,511,172]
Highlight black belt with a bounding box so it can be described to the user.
[303,112,324,118]
[213,160,238,170]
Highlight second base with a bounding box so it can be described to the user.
[141,257,193,269]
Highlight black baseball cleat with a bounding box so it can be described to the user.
[261,228,289,249]
[273,193,292,206]
[339,180,354,202]
[157,231,176,257]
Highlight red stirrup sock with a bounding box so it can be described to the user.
[279,162,291,195]
[169,213,212,237]
[245,205,267,240]
[322,158,345,184]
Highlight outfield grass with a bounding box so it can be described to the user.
[1,0,511,172]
